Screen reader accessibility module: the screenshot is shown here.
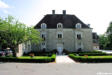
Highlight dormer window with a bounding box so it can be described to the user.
[76,23,81,29]
[57,23,63,28]
[41,23,47,29]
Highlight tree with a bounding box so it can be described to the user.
[106,22,112,49]
[99,34,109,49]
[0,16,41,56]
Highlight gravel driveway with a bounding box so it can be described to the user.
[0,62,112,75]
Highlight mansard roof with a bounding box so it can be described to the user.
[34,14,90,29]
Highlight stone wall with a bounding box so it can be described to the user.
[37,28,93,52]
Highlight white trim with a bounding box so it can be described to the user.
[41,23,47,29]
[75,32,83,39]
[57,44,63,54]
[57,32,63,38]
[41,42,46,49]
[76,23,82,28]
[57,23,63,28]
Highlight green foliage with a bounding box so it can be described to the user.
[99,34,109,49]
[0,16,41,56]
[69,54,112,62]
[105,22,112,50]
[0,54,56,63]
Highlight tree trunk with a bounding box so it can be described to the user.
[11,45,18,57]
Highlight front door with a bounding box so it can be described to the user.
[57,44,63,55]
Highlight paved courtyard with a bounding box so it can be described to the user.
[56,55,75,63]
[0,62,112,75]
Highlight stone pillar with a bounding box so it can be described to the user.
[16,44,23,57]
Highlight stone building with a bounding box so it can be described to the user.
[92,32,99,50]
[34,10,94,54]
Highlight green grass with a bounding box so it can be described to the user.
[18,56,50,59]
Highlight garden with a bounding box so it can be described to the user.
[0,16,56,63]
[0,53,56,63]
[69,50,112,63]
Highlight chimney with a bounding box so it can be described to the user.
[87,24,90,27]
[63,10,66,15]
[52,10,55,14]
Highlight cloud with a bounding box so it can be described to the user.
[0,0,9,8]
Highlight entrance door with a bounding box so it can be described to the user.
[57,44,63,55]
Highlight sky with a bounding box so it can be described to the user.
[0,0,112,34]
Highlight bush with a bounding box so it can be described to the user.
[69,54,112,63]
[23,51,53,56]
[73,50,110,56]
[78,53,107,56]
[0,54,56,63]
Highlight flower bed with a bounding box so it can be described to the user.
[0,54,56,63]
[69,54,112,63]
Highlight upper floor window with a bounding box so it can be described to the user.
[42,42,45,46]
[58,34,62,38]
[41,23,47,29]
[77,34,82,40]
[41,34,46,41]
[57,23,63,28]
[76,23,82,29]
[57,32,63,39]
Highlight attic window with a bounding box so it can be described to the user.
[57,23,63,28]
[41,23,47,29]
[76,23,82,29]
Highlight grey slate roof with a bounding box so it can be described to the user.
[34,14,90,29]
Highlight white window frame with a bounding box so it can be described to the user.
[57,23,63,28]
[76,23,82,29]
[41,32,46,41]
[41,42,46,49]
[57,32,63,39]
[75,32,83,39]
[41,23,47,29]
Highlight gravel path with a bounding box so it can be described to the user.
[56,55,75,63]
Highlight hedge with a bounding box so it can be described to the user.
[69,54,112,63]
[0,54,56,63]
[78,53,108,56]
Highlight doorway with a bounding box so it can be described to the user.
[57,44,63,55]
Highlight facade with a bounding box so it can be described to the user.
[92,33,99,50]
[34,10,94,54]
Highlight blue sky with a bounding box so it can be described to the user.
[0,0,112,34]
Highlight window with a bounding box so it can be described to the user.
[76,23,81,28]
[41,34,46,41]
[42,42,45,46]
[77,34,81,40]
[58,34,62,38]
[57,23,63,28]
[41,23,47,29]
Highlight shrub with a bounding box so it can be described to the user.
[0,54,56,63]
[69,54,112,63]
